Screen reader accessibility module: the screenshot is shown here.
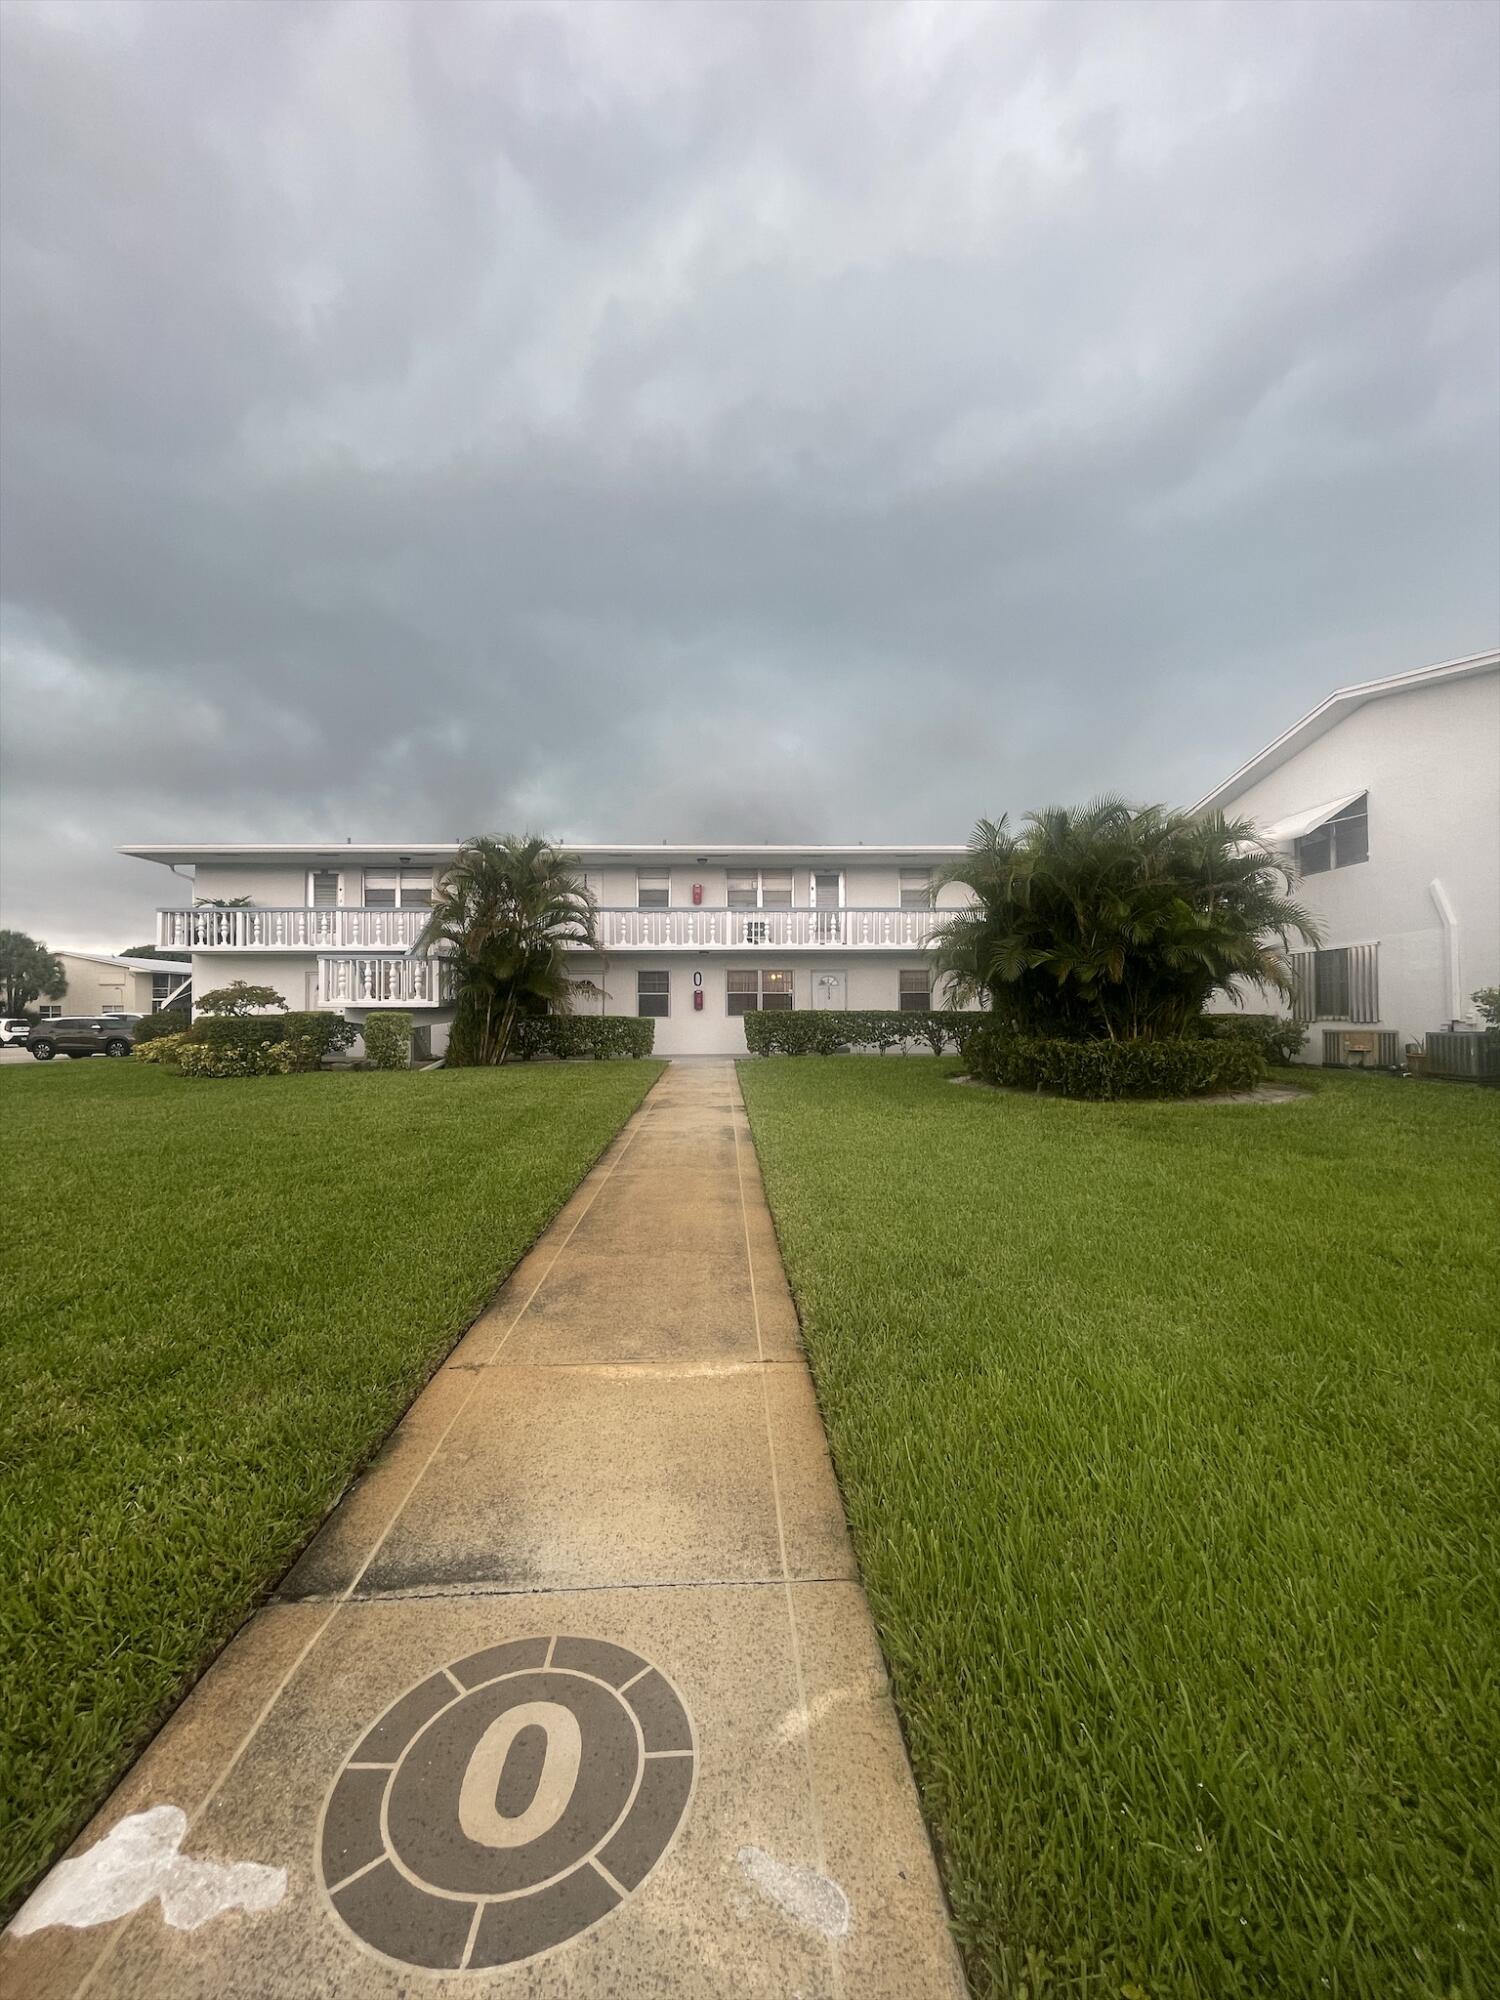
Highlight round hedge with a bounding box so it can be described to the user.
[959,1026,1266,1100]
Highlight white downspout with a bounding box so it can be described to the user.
[1428,878,1463,1025]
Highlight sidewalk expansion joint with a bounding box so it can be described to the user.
[273,1573,855,1606]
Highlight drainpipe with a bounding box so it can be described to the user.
[1428,878,1463,1025]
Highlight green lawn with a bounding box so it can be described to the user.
[739,1059,1499,2000]
[0,1056,661,1916]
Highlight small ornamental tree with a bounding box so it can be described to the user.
[415,835,598,1066]
[0,930,66,1015]
[194,980,287,1017]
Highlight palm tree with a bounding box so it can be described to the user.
[935,799,1319,1041]
[414,836,598,1065]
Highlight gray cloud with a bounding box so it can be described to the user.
[1,0,1496,947]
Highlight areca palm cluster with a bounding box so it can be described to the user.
[415,836,598,1065]
[935,800,1319,1041]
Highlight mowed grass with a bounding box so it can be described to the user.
[0,1056,661,1915]
[738,1059,1500,2000]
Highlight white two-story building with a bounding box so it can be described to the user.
[1195,650,1500,1065]
[121,844,972,1058]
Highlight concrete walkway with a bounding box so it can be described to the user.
[8,1061,965,1999]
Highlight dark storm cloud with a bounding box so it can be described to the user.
[1,0,1496,945]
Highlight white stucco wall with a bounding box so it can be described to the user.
[569,952,961,1056]
[1212,668,1499,1056]
[189,953,319,1013]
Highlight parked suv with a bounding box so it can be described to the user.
[27,1015,142,1060]
[0,1017,32,1046]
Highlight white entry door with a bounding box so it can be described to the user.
[813,970,846,1010]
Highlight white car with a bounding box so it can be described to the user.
[0,1018,33,1046]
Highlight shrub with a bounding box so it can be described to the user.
[189,1011,354,1071]
[510,1015,655,1061]
[176,1039,294,1078]
[132,1033,190,1066]
[132,1010,193,1045]
[1473,987,1500,1031]
[1188,1011,1307,1065]
[741,1010,969,1057]
[963,1025,1266,1099]
[194,981,287,1017]
[363,1012,414,1071]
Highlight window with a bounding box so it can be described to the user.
[1294,944,1379,1024]
[1295,794,1368,876]
[1313,949,1350,1019]
[39,1005,62,1018]
[899,970,932,1011]
[363,869,433,908]
[727,969,794,1014]
[637,869,670,910]
[899,868,933,911]
[637,970,670,1018]
[728,870,793,908]
[101,1006,126,1016]
[310,869,340,908]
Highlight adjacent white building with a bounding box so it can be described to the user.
[36,950,192,1021]
[1194,650,1500,1064]
[121,845,971,1057]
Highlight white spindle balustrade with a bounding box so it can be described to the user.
[158,905,943,955]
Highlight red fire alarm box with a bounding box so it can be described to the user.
[692,882,703,904]
[693,989,704,1010]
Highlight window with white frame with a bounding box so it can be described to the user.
[899,868,933,911]
[1295,795,1368,876]
[727,870,792,908]
[309,869,340,908]
[637,970,670,1017]
[727,969,794,1014]
[364,869,434,908]
[898,969,932,1011]
[39,1004,62,1018]
[637,869,671,910]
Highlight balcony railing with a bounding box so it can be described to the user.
[594,907,943,949]
[159,907,430,951]
[159,905,944,953]
[317,957,454,1007]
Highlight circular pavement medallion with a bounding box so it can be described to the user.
[317,1636,696,1972]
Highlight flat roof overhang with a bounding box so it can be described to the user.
[121,842,970,868]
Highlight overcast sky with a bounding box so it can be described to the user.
[1,0,1496,949]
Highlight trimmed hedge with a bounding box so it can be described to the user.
[190,1012,355,1071]
[132,1010,192,1045]
[510,1016,655,1061]
[1189,1011,1307,1065]
[962,1024,1266,1100]
[741,1009,968,1057]
[363,1011,413,1071]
